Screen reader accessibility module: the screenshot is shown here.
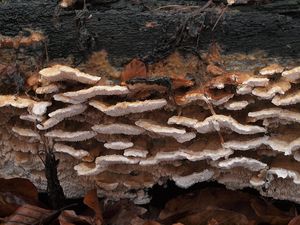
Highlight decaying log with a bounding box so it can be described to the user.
[0,0,299,65]
[1,0,300,205]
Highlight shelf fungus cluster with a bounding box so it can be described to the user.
[2,63,300,204]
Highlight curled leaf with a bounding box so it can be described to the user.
[0,178,39,217]
[288,216,300,225]
[3,204,52,225]
[83,189,103,225]
[59,210,94,225]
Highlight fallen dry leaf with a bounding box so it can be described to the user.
[176,208,253,225]
[103,200,147,225]
[159,188,292,225]
[59,210,95,225]
[83,189,103,225]
[288,215,300,225]
[143,221,161,225]
[0,178,39,217]
[250,198,292,225]
[3,204,52,225]
[121,58,147,81]
[59,189,103,225]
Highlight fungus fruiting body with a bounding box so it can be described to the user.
[2,63,300,204]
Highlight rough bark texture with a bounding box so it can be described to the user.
[1,0,300,204]
[1,0,300,65]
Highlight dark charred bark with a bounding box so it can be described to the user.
[0,0,299,66]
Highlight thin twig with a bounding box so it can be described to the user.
[154,4,204,11]
[212,5,228,31]
[199,80,225,145]
[44,41,49,65]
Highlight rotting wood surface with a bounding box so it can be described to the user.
[0,0,299,66]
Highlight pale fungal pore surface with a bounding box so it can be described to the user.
[104,141,134,150]
[3,64,300,204]
[259,64,284,76]
[224,100,249,110]
[58,85,129,102]
[217,157,267,172]
[224,136,300,155]
[89,99,167,116]
[54,143,90,160]
[172,170,215,188]
[92,124,144,135]
[168,115,266,134]
[272,89,300,106]
[135,119,196,143]
[45,130,96,142]
[248,108,300,124]
[39,64,101,84]
[282,66,300,82]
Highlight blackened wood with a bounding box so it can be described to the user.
[0,0,299,66]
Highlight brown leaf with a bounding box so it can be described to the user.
[3,204,52,225]
[83,189,103,225]
[250,199,292,225]
[0,178,39,217]
[207,219,219,225]
[177,208,253,225]
[159,188,291,225]
[143,221,161,225]
[288,216,300,225]
[121,59,147,81]
[103,200,147,225]
[59,210,94,225]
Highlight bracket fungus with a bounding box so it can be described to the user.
[48,104,87,120]
[272,89,300,106]
[0,95,35,108]
[282,66,300,83]
[124,148,149,158]
[3,63,300,204]
[268,168,300,185]
[172,170,215,188]
[35,83,64,94]
[89,99,167,117]
[168,115,266,134]
[248,108,300,124]
[92,124,144,135]
[12,127,40,140]
[252,78,291,99]
[217,157,267,172]
[45,130,96,142]
[259,64,284,76]
[224,100,250,110]
[135,119,196,143]
[104,141,134,150]
[57,85,129,103]
[39,65,101,84]
[54,143,90,160]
